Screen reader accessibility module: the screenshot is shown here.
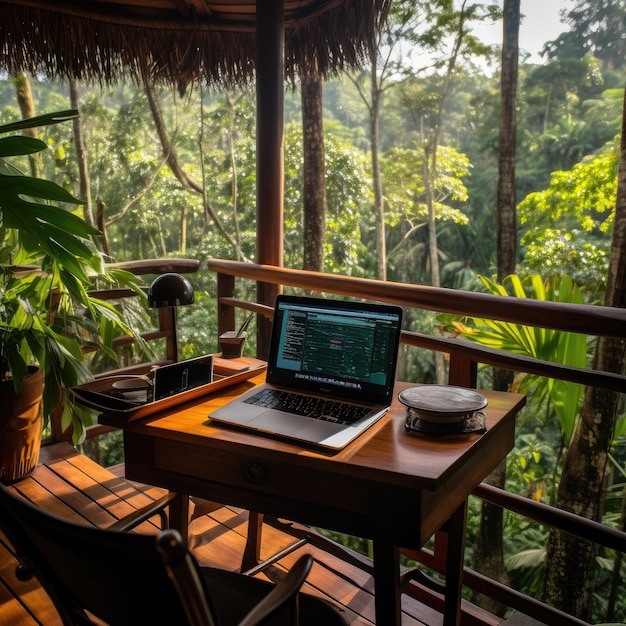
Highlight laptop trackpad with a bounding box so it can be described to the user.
[210,402,266,425]
[248,411,312,436]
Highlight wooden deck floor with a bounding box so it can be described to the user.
[0,442,501,626]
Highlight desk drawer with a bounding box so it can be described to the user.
[153,438,370,515]
[124,434,426,546]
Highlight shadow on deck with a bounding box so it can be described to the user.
[1,442,506,626]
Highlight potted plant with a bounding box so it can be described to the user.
[0,110,142,482]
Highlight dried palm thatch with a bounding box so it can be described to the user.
[0,0,390,91]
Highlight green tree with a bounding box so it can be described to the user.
[518,137,619,298]
[283,122,373,274]
[381,143,470,281]
[543,88,626,623]
[543,0,626,73]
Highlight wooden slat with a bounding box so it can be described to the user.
[42,443,167,512]
[0,541,52,626]
[0,523,63,626]
[0,443,169,626]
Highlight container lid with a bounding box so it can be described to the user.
[398,385,488,419]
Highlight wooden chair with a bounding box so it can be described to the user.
[0,482,347,626]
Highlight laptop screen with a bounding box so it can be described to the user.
[266,295,403,404]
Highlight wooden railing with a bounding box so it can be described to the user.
[51,256,624,624]
[207,258,626,626]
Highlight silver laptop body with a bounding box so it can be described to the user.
[208,295,403,450]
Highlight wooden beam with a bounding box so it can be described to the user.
[255,0,284,358]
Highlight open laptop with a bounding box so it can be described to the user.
[208,295,403,450]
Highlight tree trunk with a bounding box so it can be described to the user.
[496,0,519,280]
[471,1,520,616]
[369,50,387,281]
[226,93,244,261]
[543,89,626,619]
[12,72,42,179]
[69,77,96,229]
[301,76,326,273]
[424,150,440,288]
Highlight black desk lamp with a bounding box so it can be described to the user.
[148,273,194,363]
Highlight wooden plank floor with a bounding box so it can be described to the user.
[0,442,501,626]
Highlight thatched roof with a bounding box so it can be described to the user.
[0,0,390,90]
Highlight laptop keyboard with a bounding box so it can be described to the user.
[243,389,370,425]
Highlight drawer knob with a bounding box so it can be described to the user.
[244,461,266,483]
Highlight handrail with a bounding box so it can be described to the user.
[207,259,626,338]
[474,483,626,553]
[208,259,626,389]
[206,257,626,626]
[402,331,626,392]
[106,258,201,276]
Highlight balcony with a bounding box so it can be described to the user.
[2,258,625,626]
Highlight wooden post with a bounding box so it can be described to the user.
[448,352,478,388]
[216,272,236,336]
[157,306,178,363]
[255,0,284,360]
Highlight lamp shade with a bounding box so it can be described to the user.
[148,273,194,308]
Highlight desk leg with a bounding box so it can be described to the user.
[169,493,190,544]
[241,511,264,572]
[372,540,401,625]
[443,499,468,626]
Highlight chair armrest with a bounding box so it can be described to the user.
[157,529,217,626]
[237,554,313,626]
[108,491,178,531]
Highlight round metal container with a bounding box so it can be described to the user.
[399,385,488,427]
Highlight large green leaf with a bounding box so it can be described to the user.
[0,110,78,135]
[0,174,99,281]
[0,136,47,157]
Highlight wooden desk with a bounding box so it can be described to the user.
[100,372,525,625]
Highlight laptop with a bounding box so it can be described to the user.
[208,295,403,450]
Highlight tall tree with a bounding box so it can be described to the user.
[69,77,96,229]
[144,83,238,254]
[223,92,246,262]
[349,0,496,281]
[496,0,519,281]
[543,0,626,72]
[471,0,519,616]
[543,89,626,620]
[347,3,400,280]
[12,72,41,179]
[301,75,327,273]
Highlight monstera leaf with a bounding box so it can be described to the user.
[0,110,100,282]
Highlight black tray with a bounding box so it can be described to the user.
[71,357,266,420]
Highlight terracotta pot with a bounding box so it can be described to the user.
[0,367,44,484]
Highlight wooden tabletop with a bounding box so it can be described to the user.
[100,366,525,493]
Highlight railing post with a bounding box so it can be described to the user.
[157,306,177,363]
[448,352,478,388]
[217,272,236,336]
